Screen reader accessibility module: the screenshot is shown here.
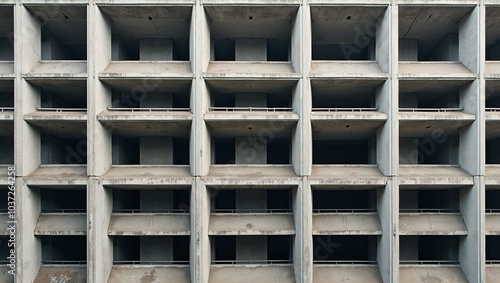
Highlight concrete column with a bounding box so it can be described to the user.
[234,93,267,107]
[191,179,210,283]
[140,92,173,108]
[235,38,267,61]
[140,38,173,61]
[294,180,312,283]
[235,137,266,164]
[236,237,267,260]
[398,39,418,61]
[140,137,173,165]
[235,190,266,210]
[378,178,398,283]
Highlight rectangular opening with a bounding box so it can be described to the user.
[27,80,87,111]
[311,7,386,60]
[486,81,500,110]
[312,235,377,264]
[99,6,191,61]
[211,235,292,264]
[0,81,13,108]
[113,236,189,264]
[213,137,290,165]
[311,80,379,110]
[400,235,459,264]
[41,235,87,264]
[399,89,461,111]
[399,7,472,61]
[486,189,500,213]
[113,188,190,213]
[399,136,459,165]
[313,139,376,164]
[41,134,87,165]
[400,189,460,213]
[112,135,189,165]
[486,8,500,61]
[486,236,500,264]
[0,136,14,165]
[211,188,292,213]
[26,6,87,60]
[0,7,14,61]
[0,236,9,264]
[312,189,377,213]
[486,138,500,164]
[0,188,8,212]
[206,6,297,61]
[40,188,86,213]
[111,89,190,110]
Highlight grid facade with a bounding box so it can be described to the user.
[1,0,499,282]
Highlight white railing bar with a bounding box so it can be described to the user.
[0,107,14,112]
[312,108,378,112]
[107,107,190,112]
[37,107,87,112]
[209,107,292,112]
[486,108,500,112]
[399,108,463,112]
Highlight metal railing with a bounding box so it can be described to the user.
[211,260,291,264]
[313,260,378,265]
[41,209,87,213]
[209,107,292,112]
[114,260,189,265]
[486,260,500,264]
[399,107,463,112]
[312,107,378,112]
[486,209,500,213]
[399,260,460,265]
[0,107,14,112]
[42,260,87,265]
[211,209,292,213]
[37,107,87,112]
[399,209,460,213]
[313,209,377,213]
[107,107,190,112]
[486,108,500,112]
[113,208,189,213]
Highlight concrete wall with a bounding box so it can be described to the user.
[140,137,173,165]
[41,31,75,60]
[235,38,267,61]
[140,38,173,61]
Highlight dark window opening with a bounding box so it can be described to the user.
[211,189,291,213]
[0,7,14,61]
[41,134,87,165]
[113,236,190,264]
[400,189,460,213]
[313,235,377,263]
[112,136,189,165]
[113,188,190,213]
[41,188,86,213]
[313,139,375,164]
[486,236,500,263]
[486,189,500,213]
[313,189,376,213]
[400,236,459,264]
[399,136,459,165]
[41,236,87,264]
[0,136,14,164]
[213,137,290,165]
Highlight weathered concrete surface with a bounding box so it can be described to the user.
[486,214,500,235]
[34,214,86,235]
[27,61,87,77]
[102,165,192,181]
[205,112,299,122]
[205,165,299,185]
[209,214,294,235]
[399,113,475,137]
[399,165,474,187]
[399,266,468,283]
[310,165,386,187]
[486,266,500,283]
[101,62,192,77]
[485,62,500,79]
[205,62,297,76]
[313,213,382,235]
[27,165,87,180]
[24,112,87,138]
[208,265,294,283]
[108,266,190,283]
[485,165,500,187]
[312,115,386,139]
[399,213,467,235]
[398,62,475,78]
[0,62,14,75]
[313,265,382,283]
[0,267,13,283]
[108,214,190,235]
[34,266,87,283]
[310,61,387,78]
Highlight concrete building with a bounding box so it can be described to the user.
[0,0,499,282]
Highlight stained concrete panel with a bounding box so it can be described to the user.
[312,213,382,235]
[0,267,13,283]
[486,266,500,283]
[399,214,467,235]
[313,265,382,283]
[209,214,295,235]
[28,61,87,76]
[486,214,500,235]
[108,214,190,235]
[34,214,87,235]
[398,62,474,77]
[208,266,295,283]
[399,266,468,283]
[34,266,87,283]
[108,266,190,283]
[205,62,296,75]
[399,165,474,186]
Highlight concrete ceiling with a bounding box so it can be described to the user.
[105,121,191,138]
[399,6,473,58]
[312,120,382,139]
[28,120,86,139]
[27,79,87,107]
[311,79,384,106]
[399,80,471,93]
[311,6,386,45]
[0,7,13,37]
[206,79,295,94]
[101,78,192,94]
[486,7,500,46]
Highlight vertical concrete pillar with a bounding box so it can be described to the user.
[140,137,173,165]
[192,179,210,283]
[235,38,267,61]
[140,38,173,60]
[294,179,312,283]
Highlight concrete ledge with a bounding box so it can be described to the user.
[486,265,500,283]
[0,267,13,283]
[0,62,14,76]
[311,111,387,121]
[26,61,87,77]
[398,165,473,187]
[485,165,500,187]
[101,165,193,183]
[34,265,87,283]
[398,0,478,4]
[313,265,382,283]
[312,213,382,235]
[24,111,87,121]
[486,214,500,235]
[399,266,468,283]
[97,0,192,4]
[310,165,386,188]
[101,61,192,78]
[203,0,300,4]
[108,214,190,235]
[312,117,386,139]
[34,214,87,235]
[205,62,298,77]
[399,213,467,235]
[399,113,475,137]
[209,213,294,235]
[23,0,88,3]
[205,165,299,185]
[204,111,299,121]
[26,165,88,183]
[108,266,190,283]
[485,61,500,79]
[398,62,475,79]
[310,61,388,79]
[209,265,295,283]
[98,111,192,122]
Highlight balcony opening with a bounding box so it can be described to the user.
[213,137,290,165]
[399,136,459,165]
[0,81,13,109]
[113,236,189,265]
[312,235,377,264]
[99,6,191,61]
[486,189,500,213]
[399,7,472,61]
[41,188,86,213]
[110,87,190,111]
[400,236,459,264]
[0,188,8,212]
[39,83,87,111]
[487,236,500,264]
[486,8,500,60]
[313,189,376,213]
[211,189,291,213]
[41,134,87,165]
[311,80,379,111]
[0,136,13,165]
[205,6,297,61]
[112,135,189,165]
[311,6,386,60]
[487,138,500,164]
[0,7,14,61]
[41,235,87,264]
[313,138,376,164]
[211,91,291,111]
[399,90,461,112]
[0,236,9,264]
[26,6,87,60]
[211,235,292,264]
[400,189,459,213]
[486,81,500,111]
[113,188,190,213]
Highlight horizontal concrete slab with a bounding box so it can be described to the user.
[0,267,13,283]
[209,265,294,283]
[486,62,500,79]
[486,214,500,235]
[34,265,87,283]
[205,62,298,77]
[313,213,382,235]
[311,111,387,121]
[398,62,475,79]
[310,165,386,187]
[101,62,192,78]
[398,165,473,187]
[98,111,192,122]
[34,214,87,235]
[486,266,500,283]
[204,111,299,122]
[108,266,190,283]
[108,214,190,235]
[312,114,386,139]
[209,213,294,235]
[313,265,382,283]
[203,0,300,4]
[310,61,387,79]
[24,112,87,138]
[102,165,193,182]
[98,119,191,137]
[26,61,87,77]
[486,165,500,187]
[0,62,13,75]
[487,118,500,139]
[27,165,88,182]
[205,165,299,185]
[399,213,467,235]
[399,266,468,283]
[399,113,475,137]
